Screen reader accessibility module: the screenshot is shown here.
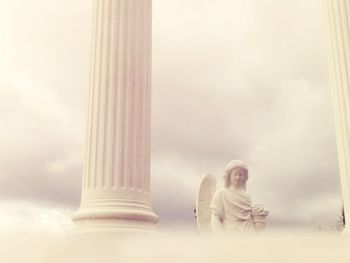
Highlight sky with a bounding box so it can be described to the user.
[0,0,343,232]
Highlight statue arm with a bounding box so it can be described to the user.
[209,189,225,233]
[252,203,269,232]
[210,213,224,232]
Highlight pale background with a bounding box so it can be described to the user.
[0,0,342,233]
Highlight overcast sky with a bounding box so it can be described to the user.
[0,0,342,232]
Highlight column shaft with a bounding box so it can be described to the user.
[73,0,157,231]
[326,0,350,232]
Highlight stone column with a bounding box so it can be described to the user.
[72,0,158,231]
[326,0,350,232]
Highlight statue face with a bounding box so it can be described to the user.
[230,167,246,188]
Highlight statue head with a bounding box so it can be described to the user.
[223,160,248,189]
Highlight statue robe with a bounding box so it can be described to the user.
[210,188,254,233]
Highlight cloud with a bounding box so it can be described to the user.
[0,0,91,207]
[0,201,73,234]
[0,0,342,230]
[0,83,83,206]
[151,0,342,228]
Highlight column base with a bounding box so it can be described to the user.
[72,200,158,233]
[73,219,157,234]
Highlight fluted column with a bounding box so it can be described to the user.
[326,0,350,233]
[72,0,158,231]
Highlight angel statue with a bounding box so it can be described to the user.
[195,160,269,234]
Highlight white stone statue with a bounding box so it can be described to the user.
[196,160,269,234]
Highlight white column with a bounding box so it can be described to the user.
[72,0,158,231]
[326,0,350,232]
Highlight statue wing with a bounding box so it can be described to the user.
[196,173,216,234]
